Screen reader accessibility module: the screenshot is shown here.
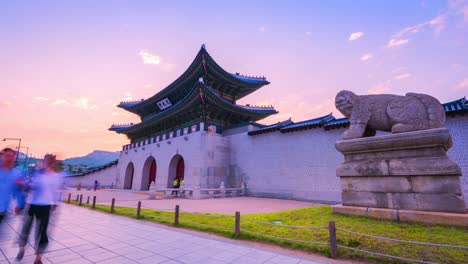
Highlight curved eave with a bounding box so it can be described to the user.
[111,81,277,135]
[202,82,277,118]
[109,126,132,132]
[121,45,269,114]
[117,101,142,109]
[203,48,269,88]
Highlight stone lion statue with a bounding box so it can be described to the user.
[335,90,445,139]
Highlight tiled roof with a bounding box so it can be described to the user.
[281,114,335,133]
[323,117,350,129]
[444,97,468,113]
[66,160,118,177]
[248,119,293,135]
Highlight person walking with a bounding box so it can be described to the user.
[17,154,63,264]
[93,180,98,191]
[171,178,179,196]
[0,148,25,230]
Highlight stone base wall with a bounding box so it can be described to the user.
[116,125,232,191]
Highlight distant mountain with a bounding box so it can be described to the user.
[63,150,120,168]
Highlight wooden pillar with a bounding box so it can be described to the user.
[111,198,115,213]
[174,205,180,226]
[67,193,71,203]
[235,211,240,237]
[92,196,96,209]
[79,194,83,206]
[136,201,141,219]
[328,221,337,258]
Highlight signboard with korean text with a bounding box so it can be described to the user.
[156,98,172,110]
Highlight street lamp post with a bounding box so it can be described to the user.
[3,138,22,166]
[17,146,29,167]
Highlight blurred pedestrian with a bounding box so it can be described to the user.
[0,148,25,228]
[17,154,63,264]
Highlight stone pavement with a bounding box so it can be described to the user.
[64,189,320,214]
[0,204,332,264]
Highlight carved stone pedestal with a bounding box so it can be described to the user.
[335,128,466,213]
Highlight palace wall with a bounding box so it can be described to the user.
[73,116,468,204]
[226,115,468,204]
[64,163,118,188]
[226,127,344,203]
[446,115,468,202]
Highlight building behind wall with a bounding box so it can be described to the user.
[107,45,468,204]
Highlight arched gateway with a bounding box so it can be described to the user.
[124,162,134,189]
[141,156,157,190]
[168,155,184,188]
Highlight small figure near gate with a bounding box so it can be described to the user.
[171,178,179,196]
[93,180,99,191]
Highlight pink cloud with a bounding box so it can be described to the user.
[349,32,364,41]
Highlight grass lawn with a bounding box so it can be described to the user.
[69,201,468,264]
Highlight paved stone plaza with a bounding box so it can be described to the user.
[64,190,320,214]
[0,204,344,264]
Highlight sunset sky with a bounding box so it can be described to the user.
[1,0,467,158]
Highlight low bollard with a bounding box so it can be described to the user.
[86,196,90,204]
[67,193,71,203]
[75,194,79,202]
[79,194,83,206]
[92,196,96,209]
[328,221,337,258]
[136,201,141,219]
[235,211,240,237]
[174,205,180,226]
[111,198,115,213]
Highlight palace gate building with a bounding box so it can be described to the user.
[100,45,468,203]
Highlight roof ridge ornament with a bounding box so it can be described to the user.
[202,54,208,75]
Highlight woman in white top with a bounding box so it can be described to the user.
[17,154,62,264]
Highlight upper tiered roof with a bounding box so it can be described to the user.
[118,45,270,120]
[110,45,276,140]
[110,78,277,140]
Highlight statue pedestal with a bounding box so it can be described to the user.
[148,182,157,200]
[336,128,466,213]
